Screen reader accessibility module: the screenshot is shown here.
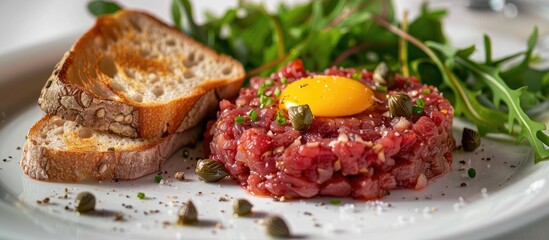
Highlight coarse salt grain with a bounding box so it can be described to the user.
[481,188,488,198]
[392,215,415,228]
[453,196,466,211]
[422,206,437,219]
[366,200,390,215]
[339,204,357,220]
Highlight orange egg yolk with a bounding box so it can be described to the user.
[278,76,374,117]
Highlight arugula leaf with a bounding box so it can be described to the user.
[492,29,549,111]
[172,0,205,42]
[456,57,549,162]
[87,0,122,16]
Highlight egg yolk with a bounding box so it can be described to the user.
[278,76,374,117]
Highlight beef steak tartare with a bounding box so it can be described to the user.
[207,60,454,200]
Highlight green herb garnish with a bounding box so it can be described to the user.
[274,87,281,97]
[137,192,145,199]
[351,72,362,80]
[376,85,388,92]
[275,110,287,126]
[260,95,274,108]
[422,89,431,94]
[155,175,163,183]
[264,79,274,86]
[330,199,342,205]
[247,109,258,121]
[234,116,246,124]
[182,148,190,158]
[258,83,266,96]
[413,98,425,115]
[281,77,288,85]
[468,168,477,179]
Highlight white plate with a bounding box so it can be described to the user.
[1,13,549,240]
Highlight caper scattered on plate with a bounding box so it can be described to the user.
[263,215,290,237]
[178,200,198,225]
[74,192,95,214]
[195,159,229,182]
[388,93,413,119]
[373,62,395,88]
[232,198,253,217]
[462,128,481,151]
[288,104,313,131]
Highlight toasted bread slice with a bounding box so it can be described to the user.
[21,115,201,182]
[38,10,245,138]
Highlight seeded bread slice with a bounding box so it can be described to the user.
[21,115,201,182]
[38,10,245,138]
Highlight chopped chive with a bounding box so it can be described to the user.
[275,110,287,126]
[281,77,288,85]
[351,72,361,80]
[422,89,431,94]
[247,109,258,121]
[260,95,273,108]
[182,148,190,158]
[274,87,281,97]
[376,85,388,92]
[468,168,477,178]
[413,98,425,114]
[416,98,425,108]
[264,79,274,86]
[155,175,163,183]
[137,192,145,199]
[258,83,266,96]
[330,199,342,205]
[234,116,246,124]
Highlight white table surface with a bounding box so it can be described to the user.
[1,0,548,239]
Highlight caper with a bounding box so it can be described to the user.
[233,199,253,216]
[388,93,413,119]
[288,105,313,131]
[177,200,198,225]
[373,62,395,88]
[74,192,95,213]
[462,128,481,152]
[264,215,290,237]
[195,159,229,182]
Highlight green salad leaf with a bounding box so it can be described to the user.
[87,0,122,16]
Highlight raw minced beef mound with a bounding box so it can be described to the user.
[206,60,454,200]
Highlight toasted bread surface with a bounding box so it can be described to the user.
[21,115,201,182]
[38,10,245,138]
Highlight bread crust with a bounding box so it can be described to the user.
[21,116,201,182]
[38,10,245,138]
